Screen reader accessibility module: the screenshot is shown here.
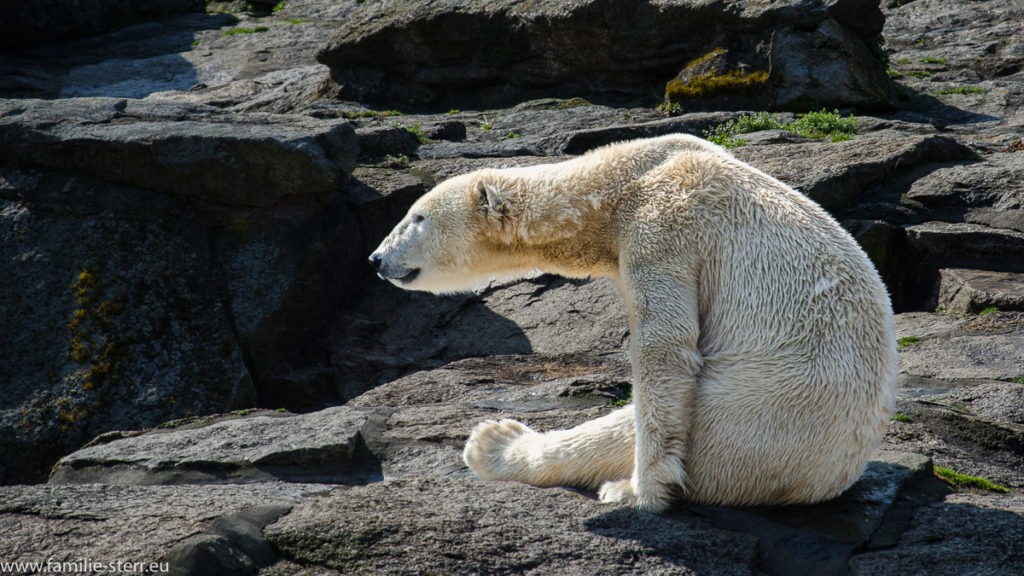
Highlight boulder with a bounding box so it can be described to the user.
[316,0,892,111]
[938,269,1024,314]
[0,97,363,483]
[903,151,1024,234]
[732,134,976,213]
[0,98,358,207]
[49,408,381,486]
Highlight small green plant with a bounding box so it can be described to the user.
[382,154,410,168]
[286,19,308,24]
[224,26,269,36]
[979,306,999,316]
[505,131,521,139]
[897,335,921,349]
[1009,377,1024,384]
[613,399,630,407]
[404,124,427,143]
[935,305,946,313]
[276,407,288,413]
[272,1,285,12]
[703,109,856,147]
[952,403,971,412]
[890,413,914,423]
[897,58,911,64]
[447,109,461,115]
[788,109,858,139]
[934,466,1010,493]
[918,57,946,64]
[657,101,682,115]
[480,121,494,131]
[191,40,200,47]
[938,86,987,95]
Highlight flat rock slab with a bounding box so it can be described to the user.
[0,98,358,206]
[0,482,323,575]
[263,452,940,576]
[896,311,1024,382]
[850,493,1024,576]
[939,268,1024,314]
[265,475,760,576]
[50,407,380,485]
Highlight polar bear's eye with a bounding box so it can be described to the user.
[411,213,425,223]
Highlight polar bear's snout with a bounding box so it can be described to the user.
[369,215,427,287]
[367,248,420,285]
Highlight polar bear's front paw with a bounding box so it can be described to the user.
[599,477,672,512]
[463,419,538,482]
[598,479,636,506]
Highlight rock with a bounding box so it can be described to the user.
[549,112,740,155]
[0,98,358,207]
[881,0,1024,143]
[732,134,976,213]
[422,120,466,141]
[49,407,381,485]
[896,311,1024,382]
[355,126,421,159]
[904,222,1024,303]
[938,269,1024,314]
[317,0,891,111]
[849,493,1024,576]
[0,0,202,50]
[264,475,761,576]
[0,483,320,574]
[326,275,630,403]
[0,97,364,483]
[903,151,1024,234]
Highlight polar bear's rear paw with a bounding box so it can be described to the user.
[463,419,538,482]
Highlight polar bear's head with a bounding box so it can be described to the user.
[368,170,531,294]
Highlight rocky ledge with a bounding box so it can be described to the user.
[1,0,1023,574]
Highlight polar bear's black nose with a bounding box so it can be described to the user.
[368,253,382,271]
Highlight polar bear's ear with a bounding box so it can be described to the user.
[476,180,504,213]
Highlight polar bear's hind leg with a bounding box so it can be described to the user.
[463,406,636,491]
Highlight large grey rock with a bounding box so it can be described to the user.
[50,408,380,485]
[0,97,364,483]
[938,269,1024,314]
[316,0,891,111]
[732,135,976,212]
[905,221,1024,272]
[265,476,760,576]
[903,152,1024,234]
[881,0,1024,142]
[0,98,358,207]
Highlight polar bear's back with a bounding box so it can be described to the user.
[628,145,898,505]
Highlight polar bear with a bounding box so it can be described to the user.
[368,134,897,512]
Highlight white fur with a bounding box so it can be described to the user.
[371,134,898,511]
